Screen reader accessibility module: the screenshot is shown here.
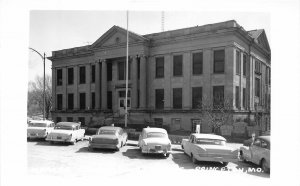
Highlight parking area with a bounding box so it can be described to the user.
[27,138,270,180]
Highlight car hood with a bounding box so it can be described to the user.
[143,137,170,145]
[49,130,73,135]
[92,135,117,140]
[196,144,236,153]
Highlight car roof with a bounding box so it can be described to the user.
[56,122,80,127]
[142,127,167,134]
[257,135,270,143]
[29,120,54,124]
[191,133,226,141]
[99,126,122,131]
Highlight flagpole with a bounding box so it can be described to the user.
[125,10,129,128]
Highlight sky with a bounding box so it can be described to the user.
[29,11,270,82]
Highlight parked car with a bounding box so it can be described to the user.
[46,122,85,145]
[88,126,128,151]
[239,135,270,173]
[181,133,239,166]
[138,127,172,157]
[27,120,55,140]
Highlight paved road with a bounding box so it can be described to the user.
[27,139,270,183]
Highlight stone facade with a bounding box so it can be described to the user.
[48,20,271,136]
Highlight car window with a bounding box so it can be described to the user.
[98,130,116,135]
[146,132,166,138]
[261,140,268,149]
[196,139,226,146]
[253,139,261,147]
[189,135,194,142]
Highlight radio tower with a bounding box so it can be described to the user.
[161,11,165,32]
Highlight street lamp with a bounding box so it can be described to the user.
[29,47,46,120]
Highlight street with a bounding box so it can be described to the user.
[27,138,270,184]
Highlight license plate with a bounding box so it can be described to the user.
[155,145,162,150]
[57,136,62,139]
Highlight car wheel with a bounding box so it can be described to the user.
[239,150,247,162]
[261,159,270,173]
[191,154,198,164]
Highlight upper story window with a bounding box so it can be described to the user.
[192,87,202,109]
[236,50,241,75]
[193,52,203,75]
[91,65,95,83]
[57,94,63,110]
[118,61,131,80]
[255,78,260,97]
[213,50,225,74]
[79,66,86,84]
[243,53,247,77]
[235,86,240,109]
[255,60,262,75]
[155,57,164,78]
[173,55,183,76]
[79,93,86,110]
[155,89,164,109]
[107,62,112,81]
[56,69,63,86]
[67,68,74,85]
[67,93,74,110]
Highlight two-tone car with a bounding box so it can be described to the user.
[27,120,55,140]
[46,122,85,145]
[138,127,172,157]
[239,135,270,173]
[181,133,239,166]
[88,126,128,151]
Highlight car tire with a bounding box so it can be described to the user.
[261,159,270,173]
[191,154,198,164]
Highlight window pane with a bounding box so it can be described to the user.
[107,91,112,109]
[68,93,74,110]
[107,62,112,81]
[79,66,86,84]
[57,69,62,86]
[57,94,63,110]
[214,50,225,73]
[193,52,203,75]
[79,93,86,109]
[213,86,224,108]
[236,51,240,75]
[68,68,74,85]
[243,88,246,108]
[91,65,95,83]
[173,55,183,76]
[255,78,260,97]
[156,57,164,78]
[192,87,202,109]
[243,54,247,76]
[155,89,164,109]
[173,88,182,109]
[91,92,95,109]
[118,62,125,80]
[235,86,240,108]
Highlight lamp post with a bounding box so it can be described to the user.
[29,47,46,120]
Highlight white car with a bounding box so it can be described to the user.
[138,127,172,157]
[46,122,85,145]
[27,120,55,140]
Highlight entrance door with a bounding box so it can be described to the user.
[118,98,131,115]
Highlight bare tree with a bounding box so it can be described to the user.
[198,95,233,134]
[28,75,52,119]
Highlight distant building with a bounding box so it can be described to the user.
[48,20,271,135]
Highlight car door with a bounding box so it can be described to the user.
[185,135,194,156]
[250,138,262,164]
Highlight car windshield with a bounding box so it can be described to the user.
[54,125,73,130]
[28,123,47,127]
[196,138,226,145]
[98,130,116,135]
[146,132,166,138]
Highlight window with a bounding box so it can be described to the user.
[214,50,225,73]
[79,93,86,110]
[137,89,140,108]
[107,62,112,81]
[192,87,202,109]
[67,117,73,122]
[156,57,164,78]
[91,92,95,109]
[118,61,131,80]
[193,52,203,75]
[91,65,95,83]
[154,118,163,127]
[255,60,261,74]
[236,50,241,75]
[155,89,164,109]
[173,88,182,109]
[78,117,85,126]
[56,117,62,123]
[67,93,74,110]
[107,91,112,109]
[243,88,246,108]
[243,54,247,76]
[137,58,140,80]
[235,86,240,109]
[79,66,86,84]
[56,69,62,86]
[57,94,63,110]
[119,90,131,98]
[173,55,183,76]
[255,78,260,97]
[213,86,224,108]
[68,68,74,85]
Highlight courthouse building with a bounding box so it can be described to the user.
[49,20,271,134]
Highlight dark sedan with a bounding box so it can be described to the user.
[88,126,128,151]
